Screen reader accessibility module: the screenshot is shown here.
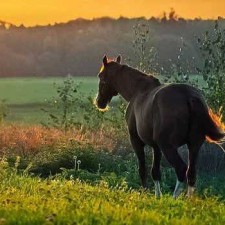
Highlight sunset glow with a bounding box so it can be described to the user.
[0,0,225,26]
[206,107,225,143]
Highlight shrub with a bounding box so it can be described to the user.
[131,20,158,74]
[42,77,82,133]
[197,20,225,115]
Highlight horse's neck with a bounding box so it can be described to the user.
[114,66,160,101]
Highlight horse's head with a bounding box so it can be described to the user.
[96,55,121,109]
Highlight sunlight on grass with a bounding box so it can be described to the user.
[0,171,224,225]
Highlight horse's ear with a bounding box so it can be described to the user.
[116,55,121,64]
[103,55,108,67]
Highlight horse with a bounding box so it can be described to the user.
[95,55,225,198]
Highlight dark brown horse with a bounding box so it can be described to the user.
[96,55,225,198]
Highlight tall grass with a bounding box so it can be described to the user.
[0,161,225,225]
[0,124,127,157]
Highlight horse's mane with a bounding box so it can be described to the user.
[120,64,160,84]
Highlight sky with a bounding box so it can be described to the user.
[0,0,225,26]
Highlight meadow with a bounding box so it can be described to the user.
[0,76,225,224]
[1,166,225,225]
[0,77,98,123]
[0,75,204,124]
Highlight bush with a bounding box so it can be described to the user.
[197,20,225,115]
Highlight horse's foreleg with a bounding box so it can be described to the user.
[151,146,162,198]
[130,136,147,188]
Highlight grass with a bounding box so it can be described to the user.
[0,77,98,105]
[0,77,98,124]
[0,75,205,124]
[0,169,225,225]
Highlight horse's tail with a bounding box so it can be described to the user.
[189,97,225,143]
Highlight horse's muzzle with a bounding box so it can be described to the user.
[96,97,108,109]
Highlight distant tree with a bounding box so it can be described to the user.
[160,8,179,23]
[168,8,178,21]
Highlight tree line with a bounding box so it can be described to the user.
[0,16,224,77]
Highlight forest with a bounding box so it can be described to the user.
[0,15,224,77]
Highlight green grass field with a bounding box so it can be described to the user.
[1,169,225,225]
[0,75,204,124]
[0,77,98,105]
[0,77,98,123]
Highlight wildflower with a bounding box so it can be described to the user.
[77,160,81,171]
[73,156,77,170]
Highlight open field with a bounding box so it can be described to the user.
[0,171,225,225]
[0,77,98,105]
[0,77,98,123]
[0,75,204,124]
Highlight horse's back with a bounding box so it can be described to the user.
[132,83,204,147]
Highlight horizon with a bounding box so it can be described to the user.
[1,16,224,29]
[0,0,225,27]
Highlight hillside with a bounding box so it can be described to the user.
[0,17,224,77]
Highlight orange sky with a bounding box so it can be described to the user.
[0,0,225,26]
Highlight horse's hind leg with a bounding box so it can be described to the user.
[151,145,162,198]
[186,136,204,197]
[161,148,187,198]
[130,134,147,188]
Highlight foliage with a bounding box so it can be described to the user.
[168,38,199,86]
[42,77,82,133]
[1,124,224,198]
[132,20,158,74]
[0,124,130,160]
[41,77,128,136]
[161,8,179,22]
[77,94,107,130]
[131,20,199,86]
[104,96,127,131]
[197,20,225,114]
[0,17,218,77]
[30,142,132,177]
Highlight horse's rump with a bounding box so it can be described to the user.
[151,84,194,145]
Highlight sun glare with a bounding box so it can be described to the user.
[93,98,110,112]
[206,107,225,143]
[99,65,104,73]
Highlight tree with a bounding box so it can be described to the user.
[197,20,225,115]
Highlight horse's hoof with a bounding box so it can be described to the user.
[173,180,184,199]
[141,187,148,192]
[155,192,162,199]
[154,181,162,199]
[186,185,195,198]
